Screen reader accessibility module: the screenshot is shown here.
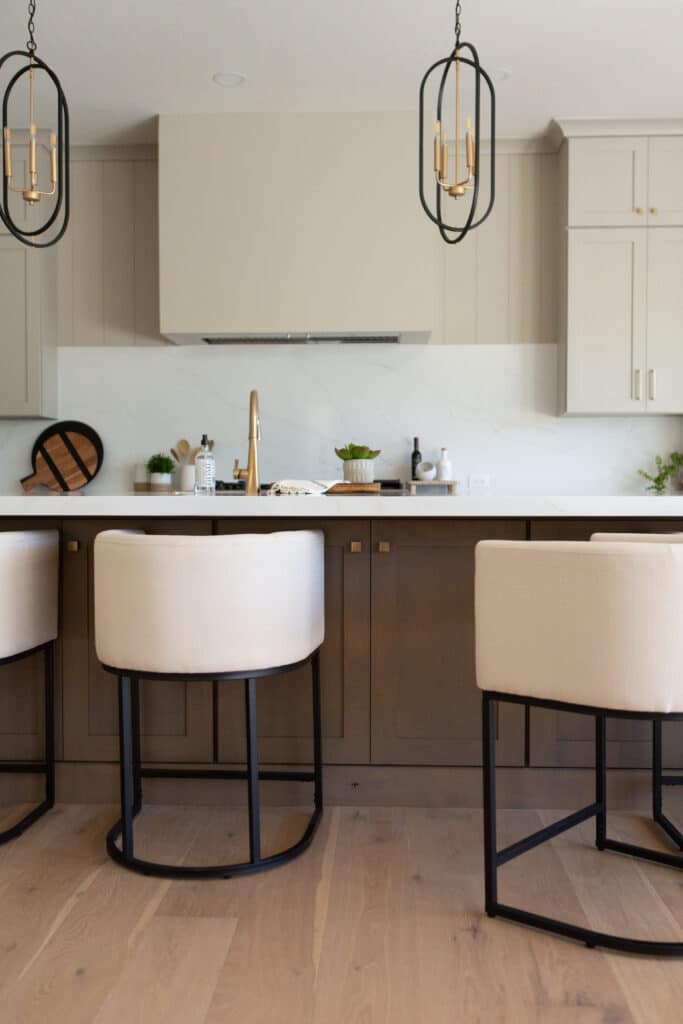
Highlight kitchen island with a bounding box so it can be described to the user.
[1,494,682,809]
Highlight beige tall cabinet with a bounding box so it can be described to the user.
[558,123,683,414]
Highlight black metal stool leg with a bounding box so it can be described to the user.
[595,714,606,852]
[245,677,261,863]
[44,640,55,808]
[480,691,683,956]
[105,652,323,879]
[482,692,498,916]
[652,718,683,851]
[117,675,135,860]
[312,650,323,812]
[131,676,142,816]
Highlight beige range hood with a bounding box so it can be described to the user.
[158,113,438,345]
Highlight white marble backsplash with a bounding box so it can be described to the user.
[0,344,680,496]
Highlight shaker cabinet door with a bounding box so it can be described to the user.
[645,228,683,413]
[61,518,214,763]
[647,137,683,226]
[567,137,648,227]
[215,519,371,765]
[370,519,526,766]
[565,229,648,414]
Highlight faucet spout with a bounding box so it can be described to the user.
[233,389,261,495]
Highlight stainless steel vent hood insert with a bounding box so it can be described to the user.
[203,333,403,345]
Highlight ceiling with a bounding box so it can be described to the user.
[1,0,681,145]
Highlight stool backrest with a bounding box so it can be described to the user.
[475,540,683,713]
[0,530,59,660]
[94,529,324,676]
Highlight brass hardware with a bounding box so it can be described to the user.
[378,541,391,554]
[648,368,657,401]
[633,368,642,402]
[650,207,659,215]
[66,540,80,553]
[5,59,58,206]
[433,48,475,201]
[635,207,645,215]
[233,389,261,496]
[350,540,363,554]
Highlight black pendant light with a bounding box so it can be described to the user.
[419,1,495,245]
[0,0,70,247]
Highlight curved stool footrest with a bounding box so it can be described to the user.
[491,903,683,957]
[105,806,322,880]
[0,797,54,846]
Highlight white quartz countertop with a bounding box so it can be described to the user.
[1,494,683,518]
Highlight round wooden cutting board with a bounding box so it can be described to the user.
[21,421,104,493]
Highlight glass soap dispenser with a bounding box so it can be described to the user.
[194,434,216,495]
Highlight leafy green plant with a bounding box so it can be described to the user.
[146,453,174,475]
[335,443,381,461]
[638,451,683,494]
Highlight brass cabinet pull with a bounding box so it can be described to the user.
[633,368,642,401]
[635,207,645,215]
[378,541,391,554]
[648,369,657,401]
[350,540,363,554]
[66,539,80,553]
[650,207,659,215]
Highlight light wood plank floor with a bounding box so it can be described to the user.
[0,801,682,1023]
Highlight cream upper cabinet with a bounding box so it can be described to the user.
[563,227,683,415]
[568,135,683,228]
[564,229,647,414]
[568,138,648,227]
[647,138,683,226]
[0,237,57,419]
[645,229,683,413]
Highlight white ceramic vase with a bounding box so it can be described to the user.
[343,459,375,484]
[149,471,172,493]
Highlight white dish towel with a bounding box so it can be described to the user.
[268,480,341,496]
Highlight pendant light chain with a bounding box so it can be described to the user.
[27,0,37,54]
[454,0,462,46]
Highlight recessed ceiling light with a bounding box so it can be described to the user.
[212,72,247,88]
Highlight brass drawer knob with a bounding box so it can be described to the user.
[378,541,391,554]
[350,540,363,554]
[66,539,80,553]
[635,207,645,215]
[650,207,659,215]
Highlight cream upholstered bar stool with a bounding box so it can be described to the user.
[0,530,59,842]
[94,529,325,879]
[476,539,683,956]
[592,532,683,856]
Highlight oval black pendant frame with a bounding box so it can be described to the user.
[0,49,70,248]
[419,41,495,245]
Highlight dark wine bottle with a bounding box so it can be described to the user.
[411,437,421,481]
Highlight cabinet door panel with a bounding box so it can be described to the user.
[648,137,683,226]
[215,519,370,765]
[566,229,647,414]
[371,520,526,766]
[568,137,648,227]
[0,520,60,760]
[61,518,214,763]
[528,518,683,768]
[646,228,683,413]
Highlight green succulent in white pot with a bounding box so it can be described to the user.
[335,443,381,484]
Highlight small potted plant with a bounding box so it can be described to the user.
[335,443,381,484]
[147,453,175,493]
[638,452,683,495]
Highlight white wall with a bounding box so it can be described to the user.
[0,344,679,496]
